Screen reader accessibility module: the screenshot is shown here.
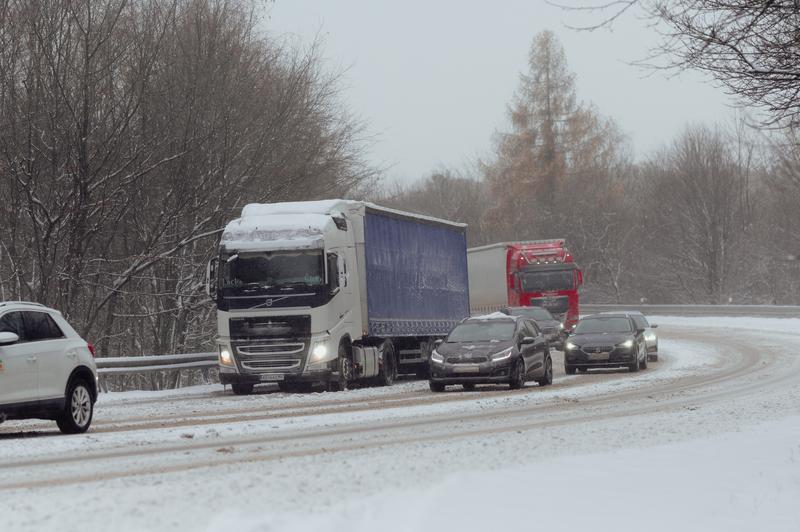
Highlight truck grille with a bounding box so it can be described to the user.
[230,315,310,374]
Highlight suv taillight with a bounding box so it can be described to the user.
[87,342,96,357]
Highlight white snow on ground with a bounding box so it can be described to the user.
[2,317,800,532]
[206,415,800,532]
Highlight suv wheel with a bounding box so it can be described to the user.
[56,380,94,434]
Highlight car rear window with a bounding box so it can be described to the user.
[23,312,65,341]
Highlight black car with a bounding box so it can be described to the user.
[501,306,564,350]
[428,314,553,392]
[563,313,648,374]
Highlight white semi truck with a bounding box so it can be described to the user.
[207,200,470,393]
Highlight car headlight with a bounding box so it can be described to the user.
[559,323,564,330]
[618,340,634,349]
[218,346,235,367]
[491,347,513,362]
[645,333,657,342]
[430,349,444,364]
[565,341,578,350]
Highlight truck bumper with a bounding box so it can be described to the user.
[219,369,334,386]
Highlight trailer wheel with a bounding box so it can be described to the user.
[376,340,397,386]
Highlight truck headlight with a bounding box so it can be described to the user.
[308,339,336,365]
[618,340,634,349]
[491,347,513,362]
[219,346,235,367]
[430,349,444,364]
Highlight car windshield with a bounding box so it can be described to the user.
[447,321,516,342]
[508,307,554,321]
[221,250,324,289]
[521,270,574,291]
[574,317,633,334]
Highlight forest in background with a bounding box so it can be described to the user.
[1,1,800,381]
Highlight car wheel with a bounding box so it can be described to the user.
[231,383,254,395]
[430,381,445,393]
[565,364,577,375]
[578,367,588,373]
[639,348,648,370]
[376,340,397,386]
[56,380,94,434]
[462,383,476,391]
[537,356,553,386]
[510,358,525,390]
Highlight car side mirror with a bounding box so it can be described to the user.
[521,336,536,345]
[0,331,20,345]
[651,324,658,329]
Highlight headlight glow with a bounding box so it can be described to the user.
[491,347,513,362]
[559,323,564,330]
[311,342,329,361]
[565,341,578,350]
[430,349,444,364]
[219,346,234,367]
[645,333,657,342]
[619,340,634,349]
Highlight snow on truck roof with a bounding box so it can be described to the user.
[241,199,467,229]
[221,199,465,251]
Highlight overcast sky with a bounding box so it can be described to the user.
[266,1,739,184]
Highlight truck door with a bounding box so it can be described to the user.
[0,311,38,406]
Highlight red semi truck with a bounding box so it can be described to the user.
[467,239,584,329]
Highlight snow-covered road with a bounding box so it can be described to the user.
[2,317,800,531]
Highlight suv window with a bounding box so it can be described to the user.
[0,311,26,340]
[22,312,64,341]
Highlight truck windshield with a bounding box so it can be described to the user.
[521,270,574,292]
[221,250,324,289]
[447,321,516,342]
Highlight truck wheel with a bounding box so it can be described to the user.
[231,383,254,395]
[430,381,445,393]
[537,356,553,386]
[376,340,397,386]
[328,344,352,392]
[56,379,94,434]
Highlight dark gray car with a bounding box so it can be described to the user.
[429,314,553,391]
[501,306,564,350]
[563,314,648,374]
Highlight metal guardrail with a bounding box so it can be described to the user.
[95,352,217,392]
[582,304,800,318]
[92,305,800,392]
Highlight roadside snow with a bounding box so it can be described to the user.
[207,415,800,532]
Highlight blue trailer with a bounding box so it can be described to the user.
[211,200,469,392]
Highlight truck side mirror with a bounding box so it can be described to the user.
[206,257,219,299]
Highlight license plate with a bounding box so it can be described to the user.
[588,352,610,361]
[452,365,480,374]
[259,374,284,382]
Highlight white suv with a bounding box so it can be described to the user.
[0,302,98,434]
